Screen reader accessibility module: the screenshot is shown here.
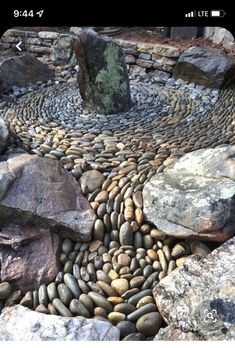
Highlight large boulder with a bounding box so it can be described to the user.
[51,33,78,66]
[0,224,60,292]
[173,47,235,88]
[143,146,235,241]
[75,28,131,114]
[0,152,96,241]
[0,305,120,340]
[153,237,235,340]
[0,118,9,155]
[0,51,54,93]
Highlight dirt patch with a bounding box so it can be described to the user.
[110,28,235,56]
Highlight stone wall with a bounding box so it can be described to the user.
[0,28,180,75]
[114,39,180,74]
[0,29,59,54]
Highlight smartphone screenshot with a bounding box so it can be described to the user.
[0,5,234,344]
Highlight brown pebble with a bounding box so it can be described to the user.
[130,276,145,289]
[111,279,129,295]
[147,249,159,261]
[108,311,126,324]
[107,296,124,305]
[94,307,107,318]
[95,190,109,203]
[117,253,131,267]
[108,269,119,280]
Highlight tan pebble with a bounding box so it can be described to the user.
[132,191,143,208]
[147,249,159,261]
[167,260,176,275]
[119,164,136,175]
[176,256,191,267]
[108,270,119,281]
[117,254,131,267]
[150,229,166,241]
[135,208,143,225]
[158,270,167,280]
[125,198,133,207]
[111,279,129,295]
[157,249,168,272]
[152,261,162,271]
[90,201,99,210]
[163,157,177,167]
[107,297,124,305]
[89,240,103,253]
[96,281,118,297]
[171,242,190,259]
[163,245,172,262]
[124,206,135,223]
[136,296,154,309]
[94,307,107,318]
[107,181,118,192]
[95,190,109,203]
[111,174,125,181]
[103,253,112,263]
[131,221,139,232]
[108,311,126,324]
[109,186,121,200]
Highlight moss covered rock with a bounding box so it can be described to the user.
[76,28,131,114]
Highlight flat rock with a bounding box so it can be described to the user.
[75,28,131,114]
[0,118,9,155]
[0,225,60,292]
[0,51,54,93]
[0,153,96,241]
[153,237,235,340]
[173,47,235,88]
[143,147,235,241]
[0,305,120,340]
[79,170,105,193]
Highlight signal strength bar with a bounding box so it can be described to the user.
[185,11,196,17]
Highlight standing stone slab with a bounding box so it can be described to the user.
[0,305,120,340]
[75,28,131,114]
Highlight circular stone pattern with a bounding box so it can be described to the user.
[0,67,234,341]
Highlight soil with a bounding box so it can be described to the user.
[110,28,235,56]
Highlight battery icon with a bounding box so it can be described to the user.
[210,10,226,17]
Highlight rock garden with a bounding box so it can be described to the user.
[0,27,235,341]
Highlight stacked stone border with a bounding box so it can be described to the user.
[0,29,180,75]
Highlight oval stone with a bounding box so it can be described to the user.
[69,299,90,317]
[52,298,72,317]
[57,283,73,306]
[111,279,129,296]
[64,273,81,298]
[116,320,137,340]
[88,291,113,313]
[120,222,133,246]
[108,311,126,325]
[136,312,162,336]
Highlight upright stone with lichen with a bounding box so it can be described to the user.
[75,28,131,114]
